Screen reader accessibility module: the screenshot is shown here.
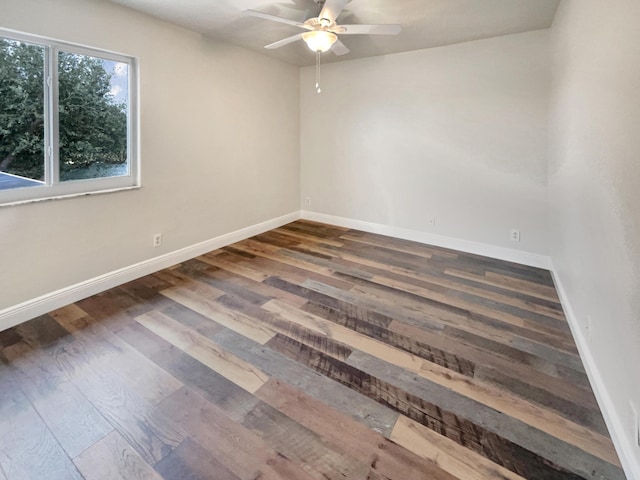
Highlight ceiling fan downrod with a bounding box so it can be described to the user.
[315,51,322,94]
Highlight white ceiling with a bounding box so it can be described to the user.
[108,0,561,66]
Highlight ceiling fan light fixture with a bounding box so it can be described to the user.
[302,30,337,53]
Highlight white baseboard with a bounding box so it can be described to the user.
[301,210,551,269]
[0,211,300,332]
[551,263,639,480]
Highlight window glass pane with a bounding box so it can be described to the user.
[0,37,46,191]
[58,51,128,181]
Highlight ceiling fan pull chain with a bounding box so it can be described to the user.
[316,51,322,94]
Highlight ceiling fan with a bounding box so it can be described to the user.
[246,0,402,56]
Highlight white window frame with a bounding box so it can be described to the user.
[0,28,139,206]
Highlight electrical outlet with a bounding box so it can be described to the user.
[510,229,520,242]
[631,401,640,448]
[153,233,162,248]
[305,197,311,207]
[427,217,435,227]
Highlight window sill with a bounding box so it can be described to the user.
[0,185,141,208]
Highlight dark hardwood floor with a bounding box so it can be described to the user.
[0,220,624,479]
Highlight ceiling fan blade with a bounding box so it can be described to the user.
[332,24,401,35]
[319,0,348,25]
[245,9,308,29]
[264,33,304,49]
[331,40,350,56]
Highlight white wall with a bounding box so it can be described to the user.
[0,0,300,311]
[300,30,550,256]
[548,0,640,475]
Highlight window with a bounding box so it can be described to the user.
[0,29,138,205]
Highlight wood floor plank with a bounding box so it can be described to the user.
[327,247,564,319]
[264,276,394,328]
[282,219,349,234]
[184,263,273,306]
[118,320,262,423]
[300,278,450,333]
[240,400,372,480]
[332,244,562,312]
[391,415,526,480]
[240,254,355,290]
[74,288,143,331]
[115,281,178,320]
[473,365,608,435]
[0,326,22,350]
[302,300,476,376]
[235,277,309,308]
[160,284,275,344]
[442,325,590,387]
[301,277,575,360]
[439,271,564,314]
[314,281,582,386]
[222,295,355,361]
[256,378,459,480]
[222,245,261,259]
[425,250,555,287]
[232,238,345,279]
[157,269,227,297]
[73,430,162,480]
[163,289,354,364]
[346,350,622,478]
[49,334,186,465]
[0,220,623,480]
[270,336,619,479]
[210,327,399,437]
[444,268,560,302]
[158,387,317,480]
[3,341,114,458]
[344,281,583,364]
[198,252,270,282]
[388,320,601,413]
[271,226,345,247]
[205,265,309,308]
[70,371,184,466]
[366,273,571,338]
[263,299,609,462]
[160,302,226,339]
[340,271,575,349]
[338,233,444,259]
[14,313,71,348]
[50,306,183,406]
[0,362,84,480]
[154,437,241,480]
[485,271,561,298]
[136,310,269,393]
[262,299,430,372]
[331,239,450,275]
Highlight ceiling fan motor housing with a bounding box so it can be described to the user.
[246,0,401,57]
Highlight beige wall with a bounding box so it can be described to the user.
[0,0,300,310]
[2,2,639,472]
[548,0,640,473]
[300,30,550,255]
